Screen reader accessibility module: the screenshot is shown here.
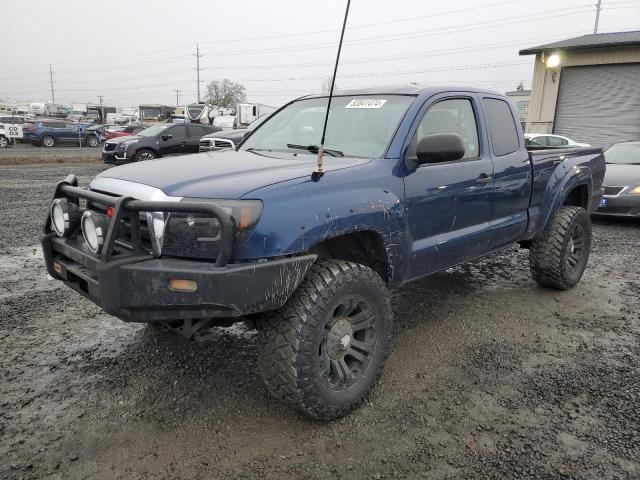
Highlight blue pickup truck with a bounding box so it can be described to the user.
[41,86,605,419]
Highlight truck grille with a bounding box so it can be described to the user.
[603,186,625,196]
[88,192,154,253]
[104,142,117,151]
[199,139,213,152]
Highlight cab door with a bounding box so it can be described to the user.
[480,96,531,250]
[403,95,494,278]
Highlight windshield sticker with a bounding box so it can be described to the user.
[345,99,387,109]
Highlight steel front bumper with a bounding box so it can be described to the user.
[42,175,316,322]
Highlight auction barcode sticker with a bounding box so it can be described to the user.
[345,99,387,109]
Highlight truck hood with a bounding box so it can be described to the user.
[603,163,640,187]
[95,150,372,198]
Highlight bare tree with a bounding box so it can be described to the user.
[321,76,338,94]
[204,79,246,108]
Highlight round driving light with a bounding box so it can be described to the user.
[50,198,82,237]
[81,210,110,254]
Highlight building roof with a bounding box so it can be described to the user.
[519,30,640,55]
[505,90,531,96]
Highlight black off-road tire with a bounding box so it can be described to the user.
[529,206,591,290]
[257,260,393,420]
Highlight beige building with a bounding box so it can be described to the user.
[505,88,531,132]
[520,31,640,146]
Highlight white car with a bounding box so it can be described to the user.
[0,125,7,148]
[212,115,236,130]
[524,133,590,148]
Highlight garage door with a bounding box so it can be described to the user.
[554,63,640,147]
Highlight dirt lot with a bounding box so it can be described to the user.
[1,163,638,480]
[0,145,100,165]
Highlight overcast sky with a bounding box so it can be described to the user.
[1,0,638,108]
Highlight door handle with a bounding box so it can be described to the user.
[475,173,493,184]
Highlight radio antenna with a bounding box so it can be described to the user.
[313,0,351,181]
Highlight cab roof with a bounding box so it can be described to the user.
[297,85,503,100]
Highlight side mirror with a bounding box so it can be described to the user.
[161,134,173,141]
[415,133,465,165]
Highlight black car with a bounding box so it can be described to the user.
[199,113,271,152]
[102,123,220,164]
[594,141,640,217]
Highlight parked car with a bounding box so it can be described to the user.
[199,113,270,152]
[0,124,9,148]
[524,133,590,148]
[101,123,219,164]
[593,141,640,217]
[22,120,101,147]
[0,115,26,125]
[42,86,605,419]
[103,125,144,141]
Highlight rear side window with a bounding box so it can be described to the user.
[548,136,568,146]
[188,125,207,137]
[170,125,187,139]
[482,98,519,156]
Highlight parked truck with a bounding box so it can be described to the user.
[41,86,605,420]
[236,103,276,127]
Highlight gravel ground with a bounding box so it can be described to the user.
[1,163,639,479]
[0,145,100,165]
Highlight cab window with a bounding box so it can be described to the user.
[408,98,480,161]
[169,125,187,139]
[482,98,519,156]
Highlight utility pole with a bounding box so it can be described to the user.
[173,89,181,106]
[594,0,602,33]
[49,64,55,103]
[97,94,104,105]
[194,43,204,103]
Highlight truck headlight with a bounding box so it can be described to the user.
[162,199,262,260]
[50,198,82,237]
[81,210,110,254]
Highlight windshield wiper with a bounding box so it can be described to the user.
[286,144,343,157]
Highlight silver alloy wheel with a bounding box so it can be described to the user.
[42,136,55,147]
[87,135,98,147]
[0,136,7,148]
[137,151,155,161]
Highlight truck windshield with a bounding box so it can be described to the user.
[604,143,640,165]
[240,95,414,158]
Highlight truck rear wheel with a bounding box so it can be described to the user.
[529,206,591,290]
[257,260,393,420]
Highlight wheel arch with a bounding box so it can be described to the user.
[308,230,392,286]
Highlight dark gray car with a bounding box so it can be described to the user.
[594,141,640,217]
[199,113,271,152]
